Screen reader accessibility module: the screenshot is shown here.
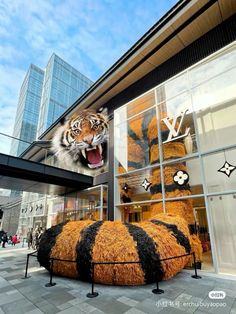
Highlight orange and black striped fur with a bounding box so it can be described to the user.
[38,107,203,285]
[52,109,108,171]
[38,213,191,285]
[118,108,202,264]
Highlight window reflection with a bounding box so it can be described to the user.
[194,74,236,152]
[118,167,159,204]
[209,194,236,274]
[189,46,236,88]
[163,159,203,198]
[203,148,236,193]
[118,201,163,223]
[156,73,188,104]
[115,107,158,174]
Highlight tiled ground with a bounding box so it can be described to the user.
[0,245,236,314]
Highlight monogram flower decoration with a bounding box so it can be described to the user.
[218,161,236,178]
[141,178,152,191]
[173,170,189,186]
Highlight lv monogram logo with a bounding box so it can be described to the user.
[162,109,190,143]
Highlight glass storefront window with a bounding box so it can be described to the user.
[189,46,236,88]
[193,69,236,152]
[114,44,236,276]
[164,158,203,198]
[202,148,236,193]
[64,192,77,222]
[158,93,198,161]
[208,194,236,275]
[126,91,155,119]
[116,166,161,204]
[115,106,158,174]
[117,201,163,223]
[156,72,188,104]
[165,196,214,272]
[47,196,65,227]
[77,185,108,221]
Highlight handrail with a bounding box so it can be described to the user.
[22,250,201,297]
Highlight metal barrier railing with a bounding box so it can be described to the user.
[22,250,38,279]
[22,251,201,297]
[87,251,201,298]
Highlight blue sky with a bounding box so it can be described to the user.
[0,0,177,136]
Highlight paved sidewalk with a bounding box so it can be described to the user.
[0,247,235,314]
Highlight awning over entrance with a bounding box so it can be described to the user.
[0,153,93,195]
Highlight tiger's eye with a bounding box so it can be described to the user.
[73,129,80,135]
[93,125,99,130]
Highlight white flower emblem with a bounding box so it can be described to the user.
[218,161,236,177]
[173,170,189,186]
[141,178,152,191]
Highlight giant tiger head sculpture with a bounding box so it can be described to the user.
[52,109,108,170]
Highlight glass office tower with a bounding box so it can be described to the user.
[11,64,44,156]
[37,54,93,137]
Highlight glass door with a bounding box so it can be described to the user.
[208,194,236,275]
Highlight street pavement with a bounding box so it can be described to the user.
[0,244,236,314]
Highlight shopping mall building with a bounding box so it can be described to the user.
[6,0,236,277]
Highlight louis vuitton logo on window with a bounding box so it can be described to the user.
[162,108,190,143]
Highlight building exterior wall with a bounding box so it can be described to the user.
[113,43,236,275]
[37,54,93,137]
[1,200,21,235]
[6,10,236,278]
[105,13,236,221]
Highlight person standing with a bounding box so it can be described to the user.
[12,234,18,246]
[2,232,8,248]
[26,229,33,249]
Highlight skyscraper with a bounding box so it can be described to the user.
[11,64,44,156]
[11,54,93,156]
[37,54,93,137]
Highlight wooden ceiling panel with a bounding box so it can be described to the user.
[124,61,156,84]
[219,0,236,20]
[171,0,209,30]
[140,26,174,57]
[176,2,222,46]
[147,37,185,67]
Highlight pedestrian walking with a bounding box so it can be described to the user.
[12,234,18,246]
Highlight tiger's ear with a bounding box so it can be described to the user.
[60,117,66,125]
[97,107,108,116]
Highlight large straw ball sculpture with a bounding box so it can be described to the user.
[37,213,191,285]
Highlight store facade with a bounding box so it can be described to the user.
[114,43,236,275]
[14,1,236,278]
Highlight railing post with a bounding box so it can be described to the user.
[191,252,202,279]
[45,258,56,287]
[152,279,164,294]
[22,253,31,279]
[87,262,99,298]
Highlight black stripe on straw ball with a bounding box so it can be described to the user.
[125,223,164,284]
[37,221,68,270]
[151,220,191,254]
[76,221,104,282]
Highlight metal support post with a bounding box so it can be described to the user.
[191,252,202,279]
[152,280,164,294]
[87,263,99,298]
[22,253,31,279]
[45,258,56,287]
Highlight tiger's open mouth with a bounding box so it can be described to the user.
[81,144,104,168]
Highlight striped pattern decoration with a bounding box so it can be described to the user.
[37,213,191,285]
[117,108,202,263]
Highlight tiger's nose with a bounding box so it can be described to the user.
[83,134,93,144]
